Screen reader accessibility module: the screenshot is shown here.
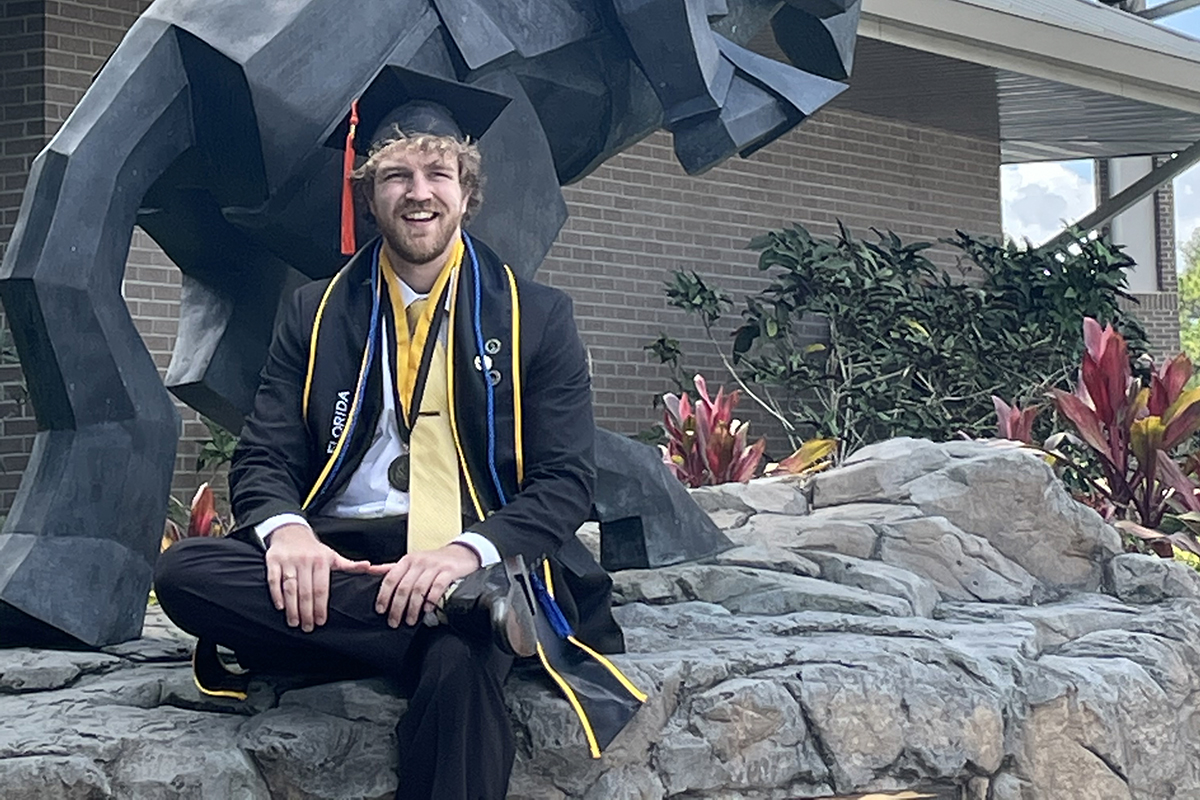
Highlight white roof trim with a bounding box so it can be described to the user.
[860,0,1200,115]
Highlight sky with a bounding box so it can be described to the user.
[1000,1,1200,268]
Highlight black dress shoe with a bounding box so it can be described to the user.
[441,555,539,657]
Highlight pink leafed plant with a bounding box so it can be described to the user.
[991,395,1040,444]
[662,374,766,488]
[1050,318,1200,531]
[162,483,228,551]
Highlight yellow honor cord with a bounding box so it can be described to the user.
[504,265,525,485]
[303,267,348,420]
[380,239,464,415]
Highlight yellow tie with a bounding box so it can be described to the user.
[404,298,464,552]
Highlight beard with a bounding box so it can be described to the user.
[377,201,463,266]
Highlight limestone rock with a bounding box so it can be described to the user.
[573,521,601,561]
[7,593,1200,799]
[705,508,751,531]
[6,437,1200,800]
[612,563,916,617]
[797,653,1005,789]
[279,678,408,727]
[1108,553,1200,604]
[691,476,809,516]
[240,706,399,799]
[728,511,881,560]
[879,516,1038,604]
[937,594,1140,650]
[811,437,955,506]
[904,444,1121,591]
[802,551,940,617]
[0,649,122,692]
[813,439,1121,593]
[713,544,820,577]
[0,756,112,800]
[0,681,268,798]
[101,636,192,663]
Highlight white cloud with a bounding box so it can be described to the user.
[1001,162,1096,246]
[1001,161,1200,268]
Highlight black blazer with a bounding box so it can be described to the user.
[228,236,623,652]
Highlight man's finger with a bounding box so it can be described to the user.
[404,567,437,626]
[332,556,374,573]
[426,572,454,609]
[296,565,316,633]
[363,562,395,576]
[389,566,422,628]
[377,561,410,615]
[312,560,331,627]
[266,559,284,611]
[282,567,300,627]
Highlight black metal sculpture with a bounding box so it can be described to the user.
[0,0,860,646]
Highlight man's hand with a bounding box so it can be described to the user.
[368,544,481,628]
[266,523,372,632]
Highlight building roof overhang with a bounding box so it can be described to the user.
[838,0,1200,163]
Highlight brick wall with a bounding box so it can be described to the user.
[0,0,49,507]
[540,114,1002,439]
[1143,156,1181,355]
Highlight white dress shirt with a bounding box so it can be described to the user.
[254,278,500,567]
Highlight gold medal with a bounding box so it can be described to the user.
[387,454,410,491]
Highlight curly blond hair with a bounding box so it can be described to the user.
[351,130,484,221]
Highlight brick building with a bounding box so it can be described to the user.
[1,0,1198,513]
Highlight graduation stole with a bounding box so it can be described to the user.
[297,234,523,516]
[297,234,644,756]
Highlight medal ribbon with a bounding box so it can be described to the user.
[380,239,463,441]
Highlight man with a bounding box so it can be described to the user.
[154,69,641,800]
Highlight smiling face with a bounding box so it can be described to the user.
[365,140,472,273]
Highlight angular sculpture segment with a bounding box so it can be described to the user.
[593,429,733,571]
[0,0,860,646]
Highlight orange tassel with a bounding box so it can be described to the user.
[340,99,360,256]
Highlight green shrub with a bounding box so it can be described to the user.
[665,223,1147,456]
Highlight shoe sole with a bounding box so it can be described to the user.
[498,556,539,658]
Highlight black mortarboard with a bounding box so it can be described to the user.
[327,66,512,155]
[330,67,511,254]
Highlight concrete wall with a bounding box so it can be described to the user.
[1098,155,1181,357]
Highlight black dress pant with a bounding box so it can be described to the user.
[153,522,515,800]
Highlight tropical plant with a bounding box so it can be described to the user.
[162,483,230,550]
[991,396,1040,444]
[768,437,838,478]
[1049,318,1200,530]
[662,374,766,487]
[663,223,1147,458]
[1179,228,1200,367]
[644,333,688,398]
[196,416,238,476]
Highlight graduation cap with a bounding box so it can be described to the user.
[330,67,512,254]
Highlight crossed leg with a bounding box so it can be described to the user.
[153,536,515,799]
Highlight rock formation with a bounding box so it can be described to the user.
[4,438,1200,798]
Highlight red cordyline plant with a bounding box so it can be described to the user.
[662,374,767,487]
[162,483,229,550]
[1047,318,1200,532]
[991,396,1040,444]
